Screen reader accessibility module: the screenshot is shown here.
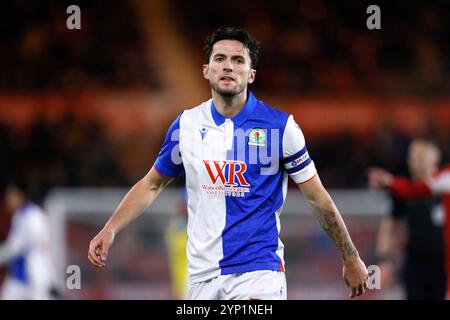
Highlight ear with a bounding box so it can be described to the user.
[203,64,209,80]
[247,69,256,84]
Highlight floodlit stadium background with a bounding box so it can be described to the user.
[1,0,449,299]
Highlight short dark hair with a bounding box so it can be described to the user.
[5,178,30,197]
[204,27,260,69]
[4,176,40,204]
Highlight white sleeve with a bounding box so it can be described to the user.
[0,215,34,265]
[282,115,317,184]
[427,170,450,194]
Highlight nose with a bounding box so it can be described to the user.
[223,59,233,72]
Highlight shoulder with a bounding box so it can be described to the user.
[17,202,42,217]
[22,203,45,222]
[14,203,46,231]
[180,99,211,122]
[255,100,305,137]
[164,99,210,129]
[253,99,290,128]
[438,164,450,173]
[432,164,450,180]
[163,102,204,133]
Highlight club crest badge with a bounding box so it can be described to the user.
[248,128,266,147]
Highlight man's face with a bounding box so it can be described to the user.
[407,142,439,179]
[5,186,23,213]
[203,40,256,97]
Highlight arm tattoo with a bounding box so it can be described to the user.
[312,201,356,259]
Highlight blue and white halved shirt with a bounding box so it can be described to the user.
[155,92,316,283]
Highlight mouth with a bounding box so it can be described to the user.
[220,76,235,82]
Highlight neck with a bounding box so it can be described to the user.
[212,89,248,119]
[10,199,26,213]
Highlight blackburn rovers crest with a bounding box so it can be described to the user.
[248,128,266,147]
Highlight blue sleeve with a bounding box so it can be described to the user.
[154,112,184,177]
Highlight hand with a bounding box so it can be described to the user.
[88,227,115,268]
[343,251,369,298]
[368,167,394,189]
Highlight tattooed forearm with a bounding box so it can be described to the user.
[311,200,356,259]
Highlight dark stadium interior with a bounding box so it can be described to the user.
[0,0,449,299]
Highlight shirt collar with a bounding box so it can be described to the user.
[210,91,257,126]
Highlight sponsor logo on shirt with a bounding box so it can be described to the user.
[289,152,309,169]
[202,160,250,197]
[199,128,208,141]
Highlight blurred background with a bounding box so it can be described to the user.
[0,0,449,299]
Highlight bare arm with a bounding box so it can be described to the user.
[368,167,436,199]
[375,216,396,260]
[298,175,356,259]
[88,166,173,268]
[298,174,368,298]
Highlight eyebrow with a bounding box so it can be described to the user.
[213,53,247,60]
